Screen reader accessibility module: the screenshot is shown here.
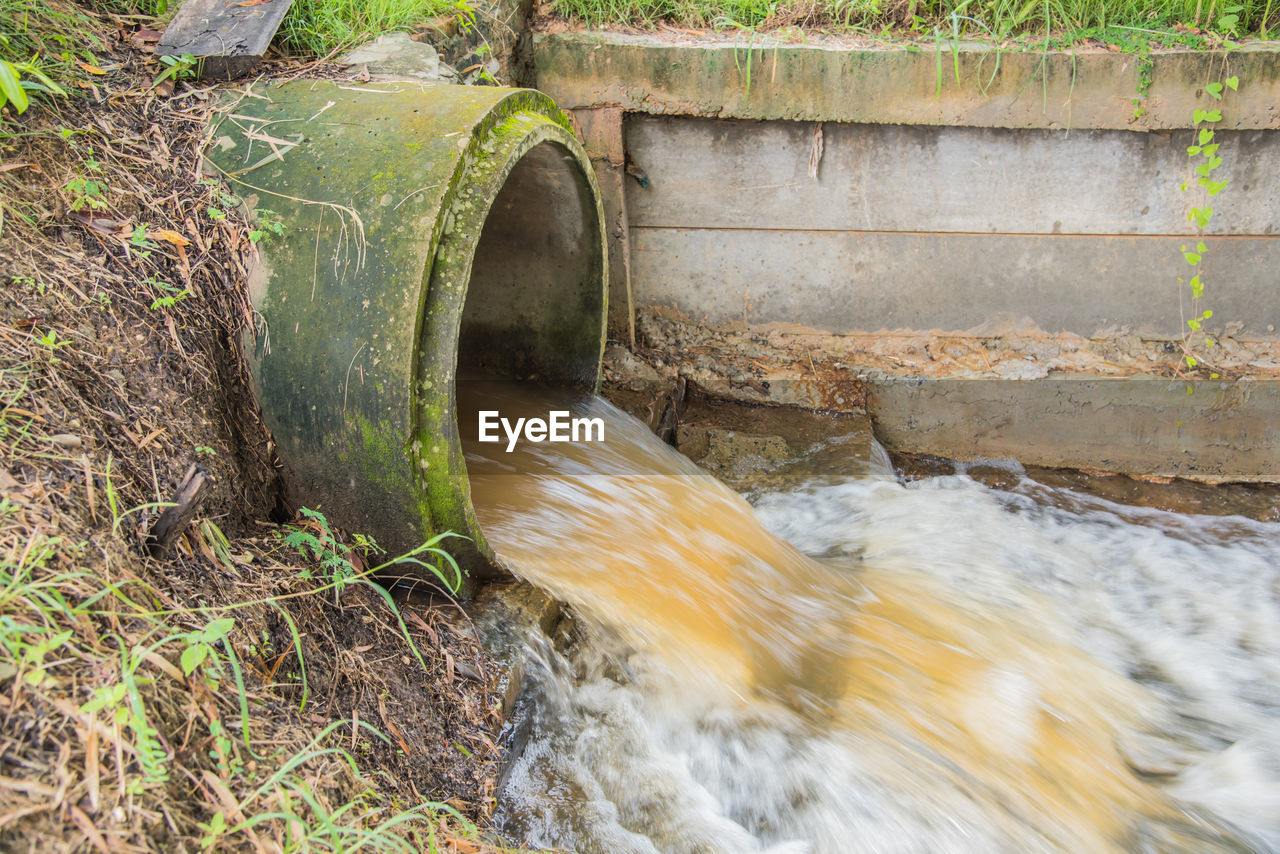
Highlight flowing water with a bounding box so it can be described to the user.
[460,383,1280,854]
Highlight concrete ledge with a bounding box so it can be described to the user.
[869,375,1280,482]
[535,31,1280,130]
[632,307,1280,482]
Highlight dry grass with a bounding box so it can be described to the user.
[0,7,518,852]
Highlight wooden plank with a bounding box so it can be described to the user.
[157,0,296,80]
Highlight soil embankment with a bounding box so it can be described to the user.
[0,17,508,851]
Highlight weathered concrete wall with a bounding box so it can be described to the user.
[869,375,1280,483]
[535,32,1280,130]
[538,34,1280,342]
[626,116,1280,337]
[533,33,1280,479]
[630,306,1280,481]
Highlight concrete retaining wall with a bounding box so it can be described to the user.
[536,32,1280,341]
[626,116,1279,337]
[533,32,1280,479]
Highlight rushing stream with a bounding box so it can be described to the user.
[460,383,1280,854]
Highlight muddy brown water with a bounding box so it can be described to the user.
[459,382,1280,854]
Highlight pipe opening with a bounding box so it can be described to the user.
[459,140,605,389]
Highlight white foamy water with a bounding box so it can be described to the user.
[752,475,1280,850]
[463,387,1280,854]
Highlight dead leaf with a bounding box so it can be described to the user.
[0,162,34,173]
[406,611,440,647]
[77,61,106,76]
[136,426,166,450]
[184,216,205,252]
[455,660,484,682]
[384,719,412,755]
[149,228,191,247]
[69,212,123,234]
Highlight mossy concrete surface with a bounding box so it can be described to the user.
[534,31,1280,129]
[205,80,606,584]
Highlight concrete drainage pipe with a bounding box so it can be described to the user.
[206,81,607,586]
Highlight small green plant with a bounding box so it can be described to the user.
[81,639,172,788]
[205,188,238,221]
[198,809,228,850]
[280,508,462,597]
[459,43,499,85]
[130,223,158,258]
[179,616,235,681]
[0,621,72,686]
[280,507,361,599]
[719,20,767,97]
[199,519,238,573]
[146,277,192,310]
[352,531,383,555]
[151,53,198,89]
[206,718,244,778]
[1216,3,1244,35]
[248,208,285,244]
[0,56,67,115]
[1132,50,1153,119]
[1177,71,1239,377]
[277,509,463,682]
[14,274,43,295]
[64,174,108,211]
[34,328,70,362]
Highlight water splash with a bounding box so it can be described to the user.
[460,383,1280,853]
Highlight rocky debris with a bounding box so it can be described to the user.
[340,31,460,81]
[677,426,792,479]
[602,345,876,488]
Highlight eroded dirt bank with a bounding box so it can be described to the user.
[0,25,510,851]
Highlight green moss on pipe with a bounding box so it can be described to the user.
[205,80,607,592]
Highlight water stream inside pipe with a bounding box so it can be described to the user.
[459,382,1280,854]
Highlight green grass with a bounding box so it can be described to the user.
[551,0,1279,39]
[0,0,102,61]
[279,0,477,56]
[0,520,494,851]
[0,342,499,849]
[0,1,129,119]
